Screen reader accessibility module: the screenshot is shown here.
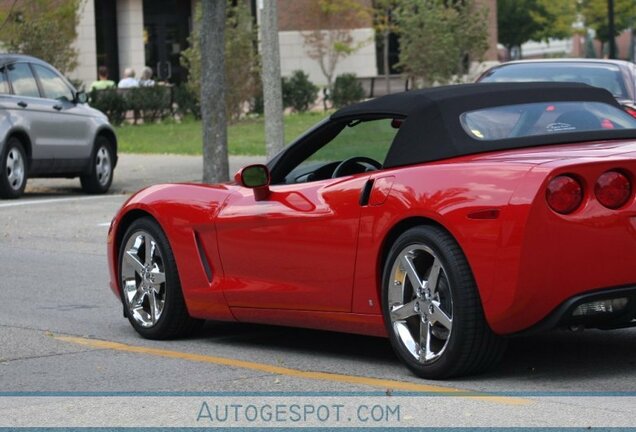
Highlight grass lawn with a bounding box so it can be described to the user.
[115,112,326,156]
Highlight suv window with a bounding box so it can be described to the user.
[33,64,73,101]
[7,63,40,98]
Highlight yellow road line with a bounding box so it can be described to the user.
[55,335,528,406]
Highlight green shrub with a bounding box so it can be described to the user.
[173,85,201,119]
[331,73,365,108]
[282,70,318,113]
[90,89,126,125]
[125,87,172,123]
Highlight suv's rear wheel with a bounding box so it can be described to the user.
[0,137,27,199]
[81,136,113,194]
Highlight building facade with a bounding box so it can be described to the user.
[69,0,497,88]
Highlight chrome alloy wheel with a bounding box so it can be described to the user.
[95,146,111,187]
[6,148,24,191]
[388,245,453,363]
[121,231,167,327]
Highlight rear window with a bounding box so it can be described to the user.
[460,101,636,141]
[480,63,628,100]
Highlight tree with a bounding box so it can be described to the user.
[260,0,285,159]
[532,0,578,42]
[497,0,576,59]
[181,1,260,122]
[200,0,228,184]
[0,0,80,74]
[302,0,370,94]
[395,0,489,87]
[373,0,401,94]
[581,0,636,55]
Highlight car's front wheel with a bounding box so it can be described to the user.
[81,136,113,194]
[0,137,27,199]
[382,225,506,379]
[119,217,203,339]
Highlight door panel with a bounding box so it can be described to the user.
[216,176,369,312]
[32,64,92,160]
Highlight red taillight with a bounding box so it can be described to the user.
[624,106,636,119]
[546,175,583,214]
[595,171,631,209]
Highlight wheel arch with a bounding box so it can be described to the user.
[5,129,33,168]
[376,216,463,304]
[95,126,118,167]
[115,209,157,258]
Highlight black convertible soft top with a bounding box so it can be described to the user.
[331,82,636,168]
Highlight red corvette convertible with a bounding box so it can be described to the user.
[107,82,636,379]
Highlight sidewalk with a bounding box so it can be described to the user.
[25,154,267,196]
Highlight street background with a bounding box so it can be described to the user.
[2,154,636,427]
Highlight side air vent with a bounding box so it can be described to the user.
[194,232,213,283]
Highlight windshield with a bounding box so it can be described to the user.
[480,63,628,100]
[460,101,636,141]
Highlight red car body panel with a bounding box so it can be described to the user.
[107,140,636,336]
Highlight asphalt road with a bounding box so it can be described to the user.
[2,153,636,428]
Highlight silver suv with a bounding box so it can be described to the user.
[0,55,117,198]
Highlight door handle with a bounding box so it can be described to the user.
[53,104,63,111]
[17,101,27,108]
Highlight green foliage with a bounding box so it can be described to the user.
[532,0,578,41]
[301,0,370,90]
[282,71,319,113]
[0,0,80,73]
[331,73,365,108]
[173,85,202,119]
[581,0,636,43]
[90,89,127,126]
[125,87,173,124]
[395,0,489,87]
[498,0,576,53]
[90,87,174,125]
[180,0,260,122]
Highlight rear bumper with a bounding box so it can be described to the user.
[515,285,636,336]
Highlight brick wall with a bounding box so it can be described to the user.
[277,0,373,31]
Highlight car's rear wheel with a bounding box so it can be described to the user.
[382,225,506,379]
[119,218,203,339]
[0,137,27,199]
[81,136,113,194]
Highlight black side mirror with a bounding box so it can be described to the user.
[235,164,271,201]
[75,91,88,104]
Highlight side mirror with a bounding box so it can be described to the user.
[235,164,271,201]
[75,91,88,104]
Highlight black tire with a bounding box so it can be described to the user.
[382,225,506,379]
[0,137,27,199]
[118,217,203,339]
[81,136,114,194]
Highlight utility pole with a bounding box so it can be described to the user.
[259,0,285,159]
[200,0,229,183]
[608,0,616,59]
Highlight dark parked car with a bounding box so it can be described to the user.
[477,59,636,115]
[0,54,117,198]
